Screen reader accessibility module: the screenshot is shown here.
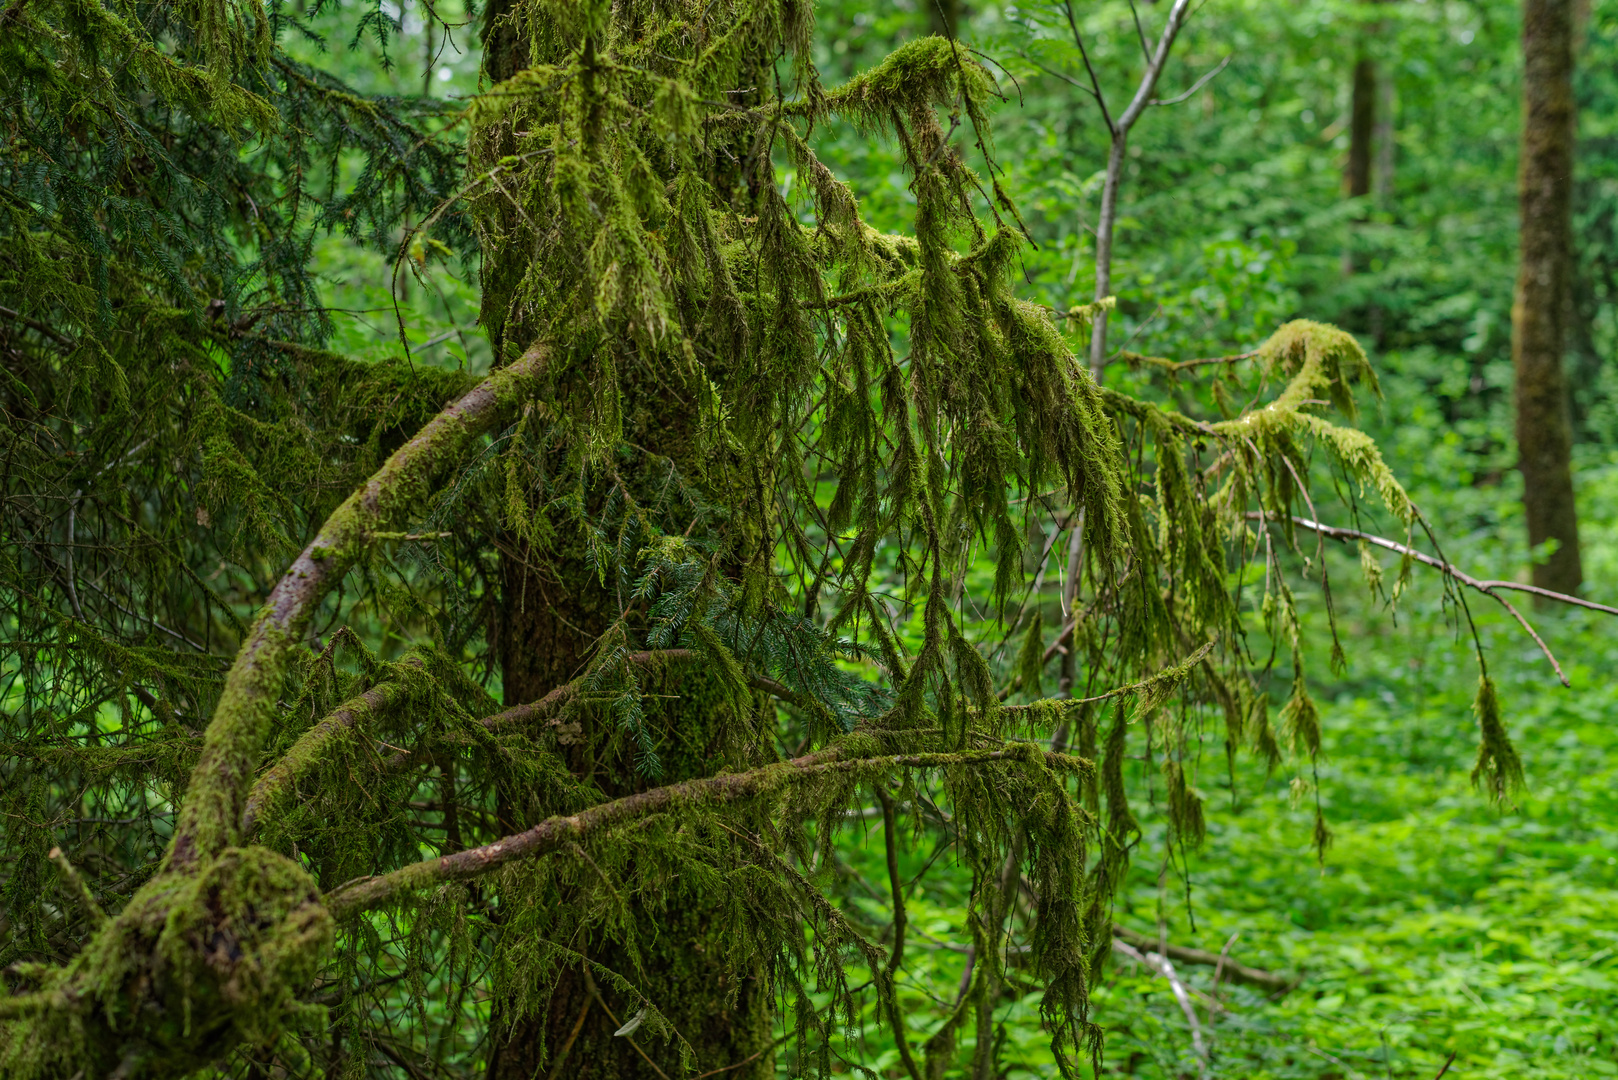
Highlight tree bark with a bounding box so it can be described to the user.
[1513,0,1582,596]
[1345,57,1376,200]
[1374,68,1396,206]
[474,12,775,1070]
[1341,55,1376,277]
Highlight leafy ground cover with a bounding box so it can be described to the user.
[810,441,1618,1078]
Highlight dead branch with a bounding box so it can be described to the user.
[1112,937,1208,1073]
[1111,924,1294,995]
[1259,513,1618,687]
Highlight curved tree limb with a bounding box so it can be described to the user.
[169,343,550,869]
[324,745,1075,918]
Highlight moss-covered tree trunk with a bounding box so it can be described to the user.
[485,556,775,1079]
[1513,0,1583,596]
[475,10,776,1071]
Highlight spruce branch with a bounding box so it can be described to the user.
[171,342,550,868]
[324,745,1070,917]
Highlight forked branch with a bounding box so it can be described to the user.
[1266,514,1618,687]
[1072,0,1196,375]
[170,343,550,868]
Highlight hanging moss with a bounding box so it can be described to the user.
[1470,675,1524,805]
[0,0,1561,1075]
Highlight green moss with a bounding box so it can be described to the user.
[0,0,1505,1074]
[2,848,331,1080]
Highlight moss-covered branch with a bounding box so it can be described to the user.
[245,647,842,839]
[169,343,549,869]
[242,659,425,836]
[325,744,1080,918]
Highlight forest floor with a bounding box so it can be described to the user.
[826,444,1618,1077]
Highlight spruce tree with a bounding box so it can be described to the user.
[0,0,1564,1077]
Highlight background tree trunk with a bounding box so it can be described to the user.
[928,0,963,38]
[1374,68,1396,207]
[1513,0,1583,596]
[1341,54,1377,277]
[1346,56,1376,200]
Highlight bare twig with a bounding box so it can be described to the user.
[1151,55,1232,106]
[1020,53,1101,99]
[1212,931,1239,991]
[1080,0,1196,377]
[1259,514,1610,686]
[1305,1044,1368,1079]
[1060,1,1114,130]
[1056,508,1086,728]
[1112,938,1208,1074]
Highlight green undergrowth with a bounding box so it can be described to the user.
[805,458,1618,1078]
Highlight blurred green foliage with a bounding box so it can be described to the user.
[785,1,1618,1075]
